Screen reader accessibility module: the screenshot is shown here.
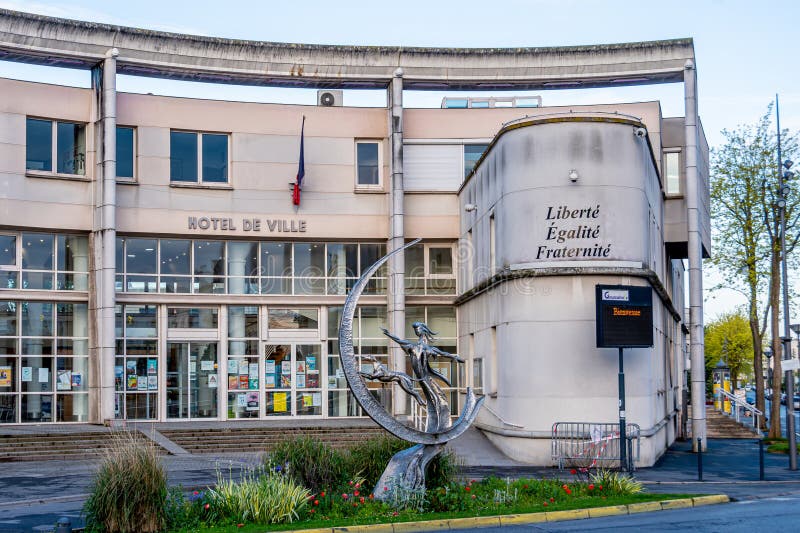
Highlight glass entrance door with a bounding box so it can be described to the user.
[264,343,322,417]
[166,342,219,419]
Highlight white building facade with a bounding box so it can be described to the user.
[0,9,709,465]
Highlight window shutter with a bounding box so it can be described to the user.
[404,144,462,191]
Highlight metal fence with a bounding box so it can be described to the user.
[551,421,641,471]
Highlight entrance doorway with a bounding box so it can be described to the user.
[166,342,219,419]
[264,343,322,417]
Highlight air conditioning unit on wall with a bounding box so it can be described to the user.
[317,90,343,107]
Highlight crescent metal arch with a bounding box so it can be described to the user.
[338,238,484,445]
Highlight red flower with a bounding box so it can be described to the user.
[237,525,244,528]
[342,493,348,499]
[354,490,360,496]
[543,502,548,507]
[313,500,319,506]
[599,485,604,490]
[392,511,398,517]
[465,486,471,492]
[570,469,577,475]
[470,479,476,484]
[193,491,199,495]
[369,494,374,500]
[321,491,326,497]
[523,484,529,489]
[360,497,365,503]
[204,503,210,510]
[349,481,353,486]
[549,497,555,502]
[355,483,361,488]
[588,484,595,490]
[565,488,572,495]
[562,484,568,490]
[309,509,315,514]
[384,486,389,492]
[471,494,476,499]
[353,503,358,507]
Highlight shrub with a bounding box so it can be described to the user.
[589,469,643,495]
[345,435,461,491]
[83,431,167,533]
[267,436,348,493]
[206,470,310,524]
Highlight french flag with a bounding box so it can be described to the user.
[292,116,305,206]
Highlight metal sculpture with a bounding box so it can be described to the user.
[338,239,484,500]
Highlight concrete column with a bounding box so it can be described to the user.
[95,48,119,424]
[684,60,706,451]
[387,69,406,417]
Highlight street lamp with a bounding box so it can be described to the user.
[776,94,797,470]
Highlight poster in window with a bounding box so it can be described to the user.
[246,392,259,411]
[228,359,238,374]
[281,361,291,375]
[147,375,157,390]
[228,375,239,389]
[303,394,313,407]
[265,375,276,388]
[249,363,258,380]
[147,359,157,375]
[296,361,306,374]
[137,376,148,390]
[239,375,249,390]
[127,374,138,390]
[280,374,291,388]
[306,356,316,372]
[237,393,247,407]
[306,373,319,388]
[200,360,214,371]
[274,392,287,412]
[72,372,82,388]
[312,392,322,407]
[207,373,218,388]
[38,368,49,385]
[238,360,248,376]
[265,360,276,375]
[0,366,11,387]
[22,366,32,382]
[57,370,72,391]
[296,373,305,388]
[249,377,259,390]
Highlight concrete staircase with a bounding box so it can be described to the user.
[0,430,164,462]
[158,425,389,454]
[705,407,760,438]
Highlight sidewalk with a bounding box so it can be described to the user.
[1,437,799,531]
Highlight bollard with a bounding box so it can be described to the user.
[55,517,72,533]
[697,437,703,481]
[759,438,765,481]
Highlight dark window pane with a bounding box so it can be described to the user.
[0,236,15,266]
[464,144,488,177]
[404,244,424,278]
[170,131,198,182]
[429,247,453,275]
[160,240,191,275]
[194,241,225,276]
[261,243,291,277]
[293,243,324,277]
[202,134,228,183]
[26,118,52,171]
[167,308,218,329]
[117,127,135,178]
[125,239,157,274]
[57,303,88,338]
[22,234,54,270]
[56,122,85,175]
[57,235,89,272]
[359,244,386,276]
[125,305,158,338]
[0,301,16,336]
[116,238,124,274]
[327,244,358,278]
[357,142,379,185]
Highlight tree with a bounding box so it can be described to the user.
[710,103,798,437]
[704,310,754,393]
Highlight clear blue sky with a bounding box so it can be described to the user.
[1,0,799,318]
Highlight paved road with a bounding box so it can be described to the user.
[450,495,800,532]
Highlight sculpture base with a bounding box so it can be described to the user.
[373,443,444,502]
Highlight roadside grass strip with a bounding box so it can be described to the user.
[285,495,729,533]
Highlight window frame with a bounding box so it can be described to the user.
[116,125,137,182]
[663,149,682,197]
[25,117,87,178]
[354,139,383,190]
[169,130,231,186]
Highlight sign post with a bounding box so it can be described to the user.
[596,285,654,471]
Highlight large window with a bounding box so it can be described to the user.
[464,144,488,178]
[664,151,681,195]
[355,141,381,187]
[115,305,158,420]
[116,239,388,295]
[117,126,135,180]
[26,118,86,176]
[0,233,89,291]
[325,306,390,417]
[404,242,456,295]
[170,131,229,184]
[0,300,89,423]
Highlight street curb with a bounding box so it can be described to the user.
[290,495,730,532]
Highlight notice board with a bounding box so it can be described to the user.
[595,285,654,348]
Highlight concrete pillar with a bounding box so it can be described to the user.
[93,48,119,424]
[684,59,706,451]
[387,69,406,417]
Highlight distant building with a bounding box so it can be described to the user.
[0,9,709,465]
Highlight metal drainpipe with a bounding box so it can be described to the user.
[684,59,706,451]
[388,68,406,417]
[100,48,118,423]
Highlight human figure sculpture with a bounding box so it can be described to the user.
[359,355,425,407]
